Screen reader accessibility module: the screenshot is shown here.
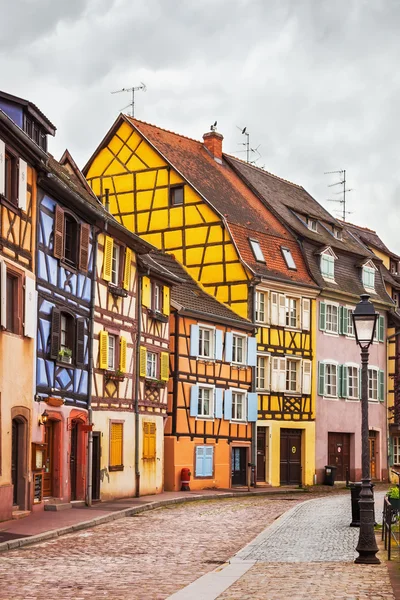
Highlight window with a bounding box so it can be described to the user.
[281,247,297,270]
[195,446,213,477]
[232,391,246,421]
[285,297,298,328]
[321,254,335,280]
[393,437,400,465]
[362,265,375,290]
[6,273,19,333]
[53,206,90,272]
[286,359,300,393]
[249,239,265,263]
[325,363,338,397]
[347,366,359,399]
[63,215,78,267]
[257,355,270,390]
[152,282,163,312]
[346,309,354,336]
[232,334,246,364]
[198,387,213,418]
[333,228,342,240]
[109,421,123,470]
[255,291,267,323]
[146,351,157,379]
[50,309,85,367]
[199,326,214,358]
[391,262,398,275]
[4,151,18,205]
[169,185,184,206]
[394,292,399,307]
[307,218,318,232]
[111,244,120,286]
[108,334,116,370]
[60,312,74,359]
[368,368,378,401]
[326,304,338,333]
[143,422,156,459]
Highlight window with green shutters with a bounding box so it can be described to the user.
[319,362,362,400]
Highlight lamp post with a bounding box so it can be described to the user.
[352,294,380,565]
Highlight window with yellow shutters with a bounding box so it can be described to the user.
[139,346,147,377]
[99,330,109,369]
[160,352,169,381]
[143,422,156,459]
[119,337,127,373]
[102,236,114,282]
[142,276,151,308]
[122,247,132,291]
[109,421,123,470]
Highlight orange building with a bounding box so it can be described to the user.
[147,251,255,490]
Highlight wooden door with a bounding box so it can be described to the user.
[328,433,350,481]
[280,429,302,485]
[43,422,54,497]
[92,432,101,501]
[369,431,377,479]
[257,427,266,482]
[70,421,78,501]
[11,420,18,506]
[232,447,247,486]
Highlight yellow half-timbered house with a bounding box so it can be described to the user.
[84,117,319,486]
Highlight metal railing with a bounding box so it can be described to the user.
[381,469,400,560]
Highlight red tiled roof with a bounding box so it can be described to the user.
[126,117,315,287]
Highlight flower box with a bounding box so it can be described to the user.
[59,355,72,365]
[147,309,169,323]
[108,284,128,298]
[105,371,125,383]
[145,378,166,389]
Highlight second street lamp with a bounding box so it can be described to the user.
[352,294,380,565]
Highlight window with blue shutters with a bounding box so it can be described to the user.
[190,323,217,359]
[195,446,214,477]
[190,384,215,418]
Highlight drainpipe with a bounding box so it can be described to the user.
[86,227,99,506]
[387,326,400,482]
[250,281,258,487]
[135,271,143,497]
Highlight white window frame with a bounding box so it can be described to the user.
[333,228,342,240]
[321,254,335,281]
[249,239,265,263]
[285,296,299,329]
[281,247,297,270]
[362,265,375,291]
[393,436,400,465]
[232,332,247,365]
[153,282,162,312]
[111,244,120,286]
[307,218,318,232]
[198,325,215,359]
[197,384,215,419]
[256,354,270,391]
[345,306,354,337]
[231,389,247,422]
[146,350,157,379]
[368,367,379,401]
[325,302,339,334]
[108,334,116,371]
[346,364,359,400]
[255,290,268,324]
[286,357,301,394]
[325,362,338,398]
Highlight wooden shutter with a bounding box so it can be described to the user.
[24,276,37,338]
[0,139,5,196]
[143,422,156,459]
[190,324,200,357]
[379,370,385,402]
[215,329,223,361]
[271,357,279,391]
[0,260,6,329]
[247,337,257,367]
[18,159,27,211]
[302,298,310,330]
[50,308,61,359]
[142,276,151,307]
[318,362,325,396]
[160,351,169,381]
[204,447,213,477]
[99,330,109,369]
[195,447,205,476]
[102,236,113,282]
[119,336,127,373]
[343,308,349,335]
[225,331,233,362]
[139,346,147,377]
[163,285,170,315]
[338,364,343,398]
[122,247,132,290]
[224,389,232,420]
[270,292,278,325]
[278,294,286,326]
[247,392,258,422]
[341,365,348,399]
[75,318,85,367]
[215,388,223,418]
[79,224,90,272]
[302,360,312,395]
[53,205,65,260]
[338,306,344,335]
[319,302,326,331]
[190,385,199,417]
[110,422,123,467]
[278,358,286,392]
[378,315,385,342]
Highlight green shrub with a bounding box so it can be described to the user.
[388,486,400,499]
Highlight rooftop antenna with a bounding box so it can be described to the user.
[111,83,147,117]
[324,169,353,221]
[236,126,262,165]
[210,120,217,131]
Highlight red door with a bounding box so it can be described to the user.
[328,433,350,481]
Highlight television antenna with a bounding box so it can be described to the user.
[111,83,147,117]
[324,169,354,221]
[236,126,262,165]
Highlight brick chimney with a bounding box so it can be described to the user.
[203,130,223,163]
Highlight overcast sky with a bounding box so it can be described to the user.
[2,0,400,251]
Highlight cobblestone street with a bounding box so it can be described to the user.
[0,495,302,600]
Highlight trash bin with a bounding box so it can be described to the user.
[324,465,337,486]
[350,482,362,527]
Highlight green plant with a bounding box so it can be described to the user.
[58,347,72,358]
[388,486,400,499]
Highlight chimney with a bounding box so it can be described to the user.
[203,130,223,164]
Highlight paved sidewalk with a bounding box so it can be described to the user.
[169,491,395,600]
[0,486,307,553]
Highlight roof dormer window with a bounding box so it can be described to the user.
[249,239,265,263]
[362,260,377,291]
[307,217,318,232]
[333,228,342,240]
[320,247,337,282]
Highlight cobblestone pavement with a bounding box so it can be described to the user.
[0,495,303,600]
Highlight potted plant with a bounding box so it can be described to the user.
[387,486,400,510]
[106,369,125,383]
[58,347,72,364]
[145,378,166,389]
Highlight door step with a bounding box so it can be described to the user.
[44,502,72,511]
[12,510,30,520]
[70,500,86,508]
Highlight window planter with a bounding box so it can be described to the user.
[145,378,166,389]
[108,284,128,298]
[105,370,125,383]
[147,309,168,323]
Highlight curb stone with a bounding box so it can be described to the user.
[0,489,307,554]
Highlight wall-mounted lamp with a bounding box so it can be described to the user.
[38,410,49,426]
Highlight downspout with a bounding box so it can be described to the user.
[135,271,143,497]
[172,312,180,437]
[387,326,400,482]
[86,226,99,506]
[249,281,258,487]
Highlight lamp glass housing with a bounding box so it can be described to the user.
[352,294,378,349]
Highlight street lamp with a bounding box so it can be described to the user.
[352,294,380,565]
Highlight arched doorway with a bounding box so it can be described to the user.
[11,417,27,509]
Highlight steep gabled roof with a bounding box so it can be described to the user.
[343,221,400,261]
